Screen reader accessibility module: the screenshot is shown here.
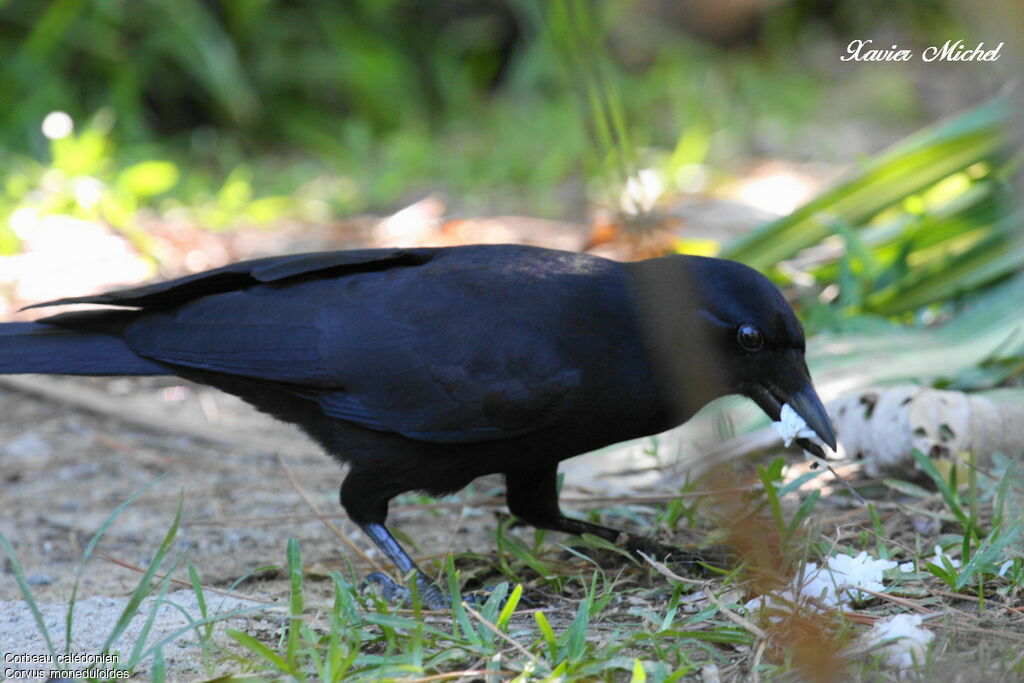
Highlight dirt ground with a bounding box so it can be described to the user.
[0,375,524,674]
[0,371,690,679]
[0,374,515,598]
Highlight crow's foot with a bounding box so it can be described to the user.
[619,536,731,576]
[361,571,450,610]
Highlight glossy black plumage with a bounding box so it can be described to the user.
[2,244,835,607]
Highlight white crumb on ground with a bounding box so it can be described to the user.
[865,613,934,669]
[744,551,898,614]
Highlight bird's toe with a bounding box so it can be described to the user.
[362,571,411,603]
[461,584,535,609]
[361,571,452,610]
[625,537,731,575]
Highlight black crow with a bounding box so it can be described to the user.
[1,245,834,607]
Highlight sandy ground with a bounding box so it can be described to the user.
[1,591,274,680]
[0,374,689,680]
[0,377,512,679]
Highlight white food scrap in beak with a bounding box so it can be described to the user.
[772,403,826,448]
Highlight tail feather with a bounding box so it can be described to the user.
[0,322,172,376]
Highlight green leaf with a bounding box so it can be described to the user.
[285,538,304,676]
[955,519,1024,591]
[228,629,290,673]
[722,99,1009,272]
[496,583,523,631]
[911,450,983,537]
[785,489,821,542]
[0,533,58,660]
[534,610,558,659]
[629,658,647,683]
[882,479,934,498]
[51,128,110,176]
[925,562,958,589]
[117,160,180,198]
[565,596,591,663]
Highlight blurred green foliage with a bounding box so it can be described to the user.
[2,0,580,213]
[1,0,1016,334]
[0,0,956,219]
[723,99,1022,325]
[0,111,296,256]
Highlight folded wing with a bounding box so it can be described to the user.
[35,248,582,444]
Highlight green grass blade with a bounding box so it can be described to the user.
[228,629,290,673]
[101,488,184,653]
[138,605,266,664]
[446,555,481,647]
[496,583,523,631]
[285,538,305,675]
[480,581,508,625]
[955,518,1024,591]
[757,465,786,535]
[565,595,591,663]
[867,222,1023,313]
[911,450,984,538]
[722,99,1009,271]
[534,610,558,660]
[127,575,173,668]
[67,472,168,654]
[0,532,58,659]
[785,489,821,543]
[777,470,824,497]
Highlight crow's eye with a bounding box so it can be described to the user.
[737,324,763,352]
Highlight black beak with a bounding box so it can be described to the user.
[748,352,836,455]
[785,381,837,454]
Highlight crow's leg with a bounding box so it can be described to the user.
[505,467,721,568]
[340,469,449,609]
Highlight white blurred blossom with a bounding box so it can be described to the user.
[744,551,897,617]
[931,545,960,569]
[42,111,74,139]
[866,614,933,669]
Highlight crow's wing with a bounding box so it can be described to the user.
[27,249,431,310]
[48,252,583,444]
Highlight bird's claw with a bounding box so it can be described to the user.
[362,571,410,603]
[462,584,535,609]
[623,538,730,575]
[361,571,533,610]
[361,571,451,610]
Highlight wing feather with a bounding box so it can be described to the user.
[115,267,581,444]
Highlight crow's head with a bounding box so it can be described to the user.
[632,255,836,454]
[688,257,836,453]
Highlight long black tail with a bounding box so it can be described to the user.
[0,322,172,376]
